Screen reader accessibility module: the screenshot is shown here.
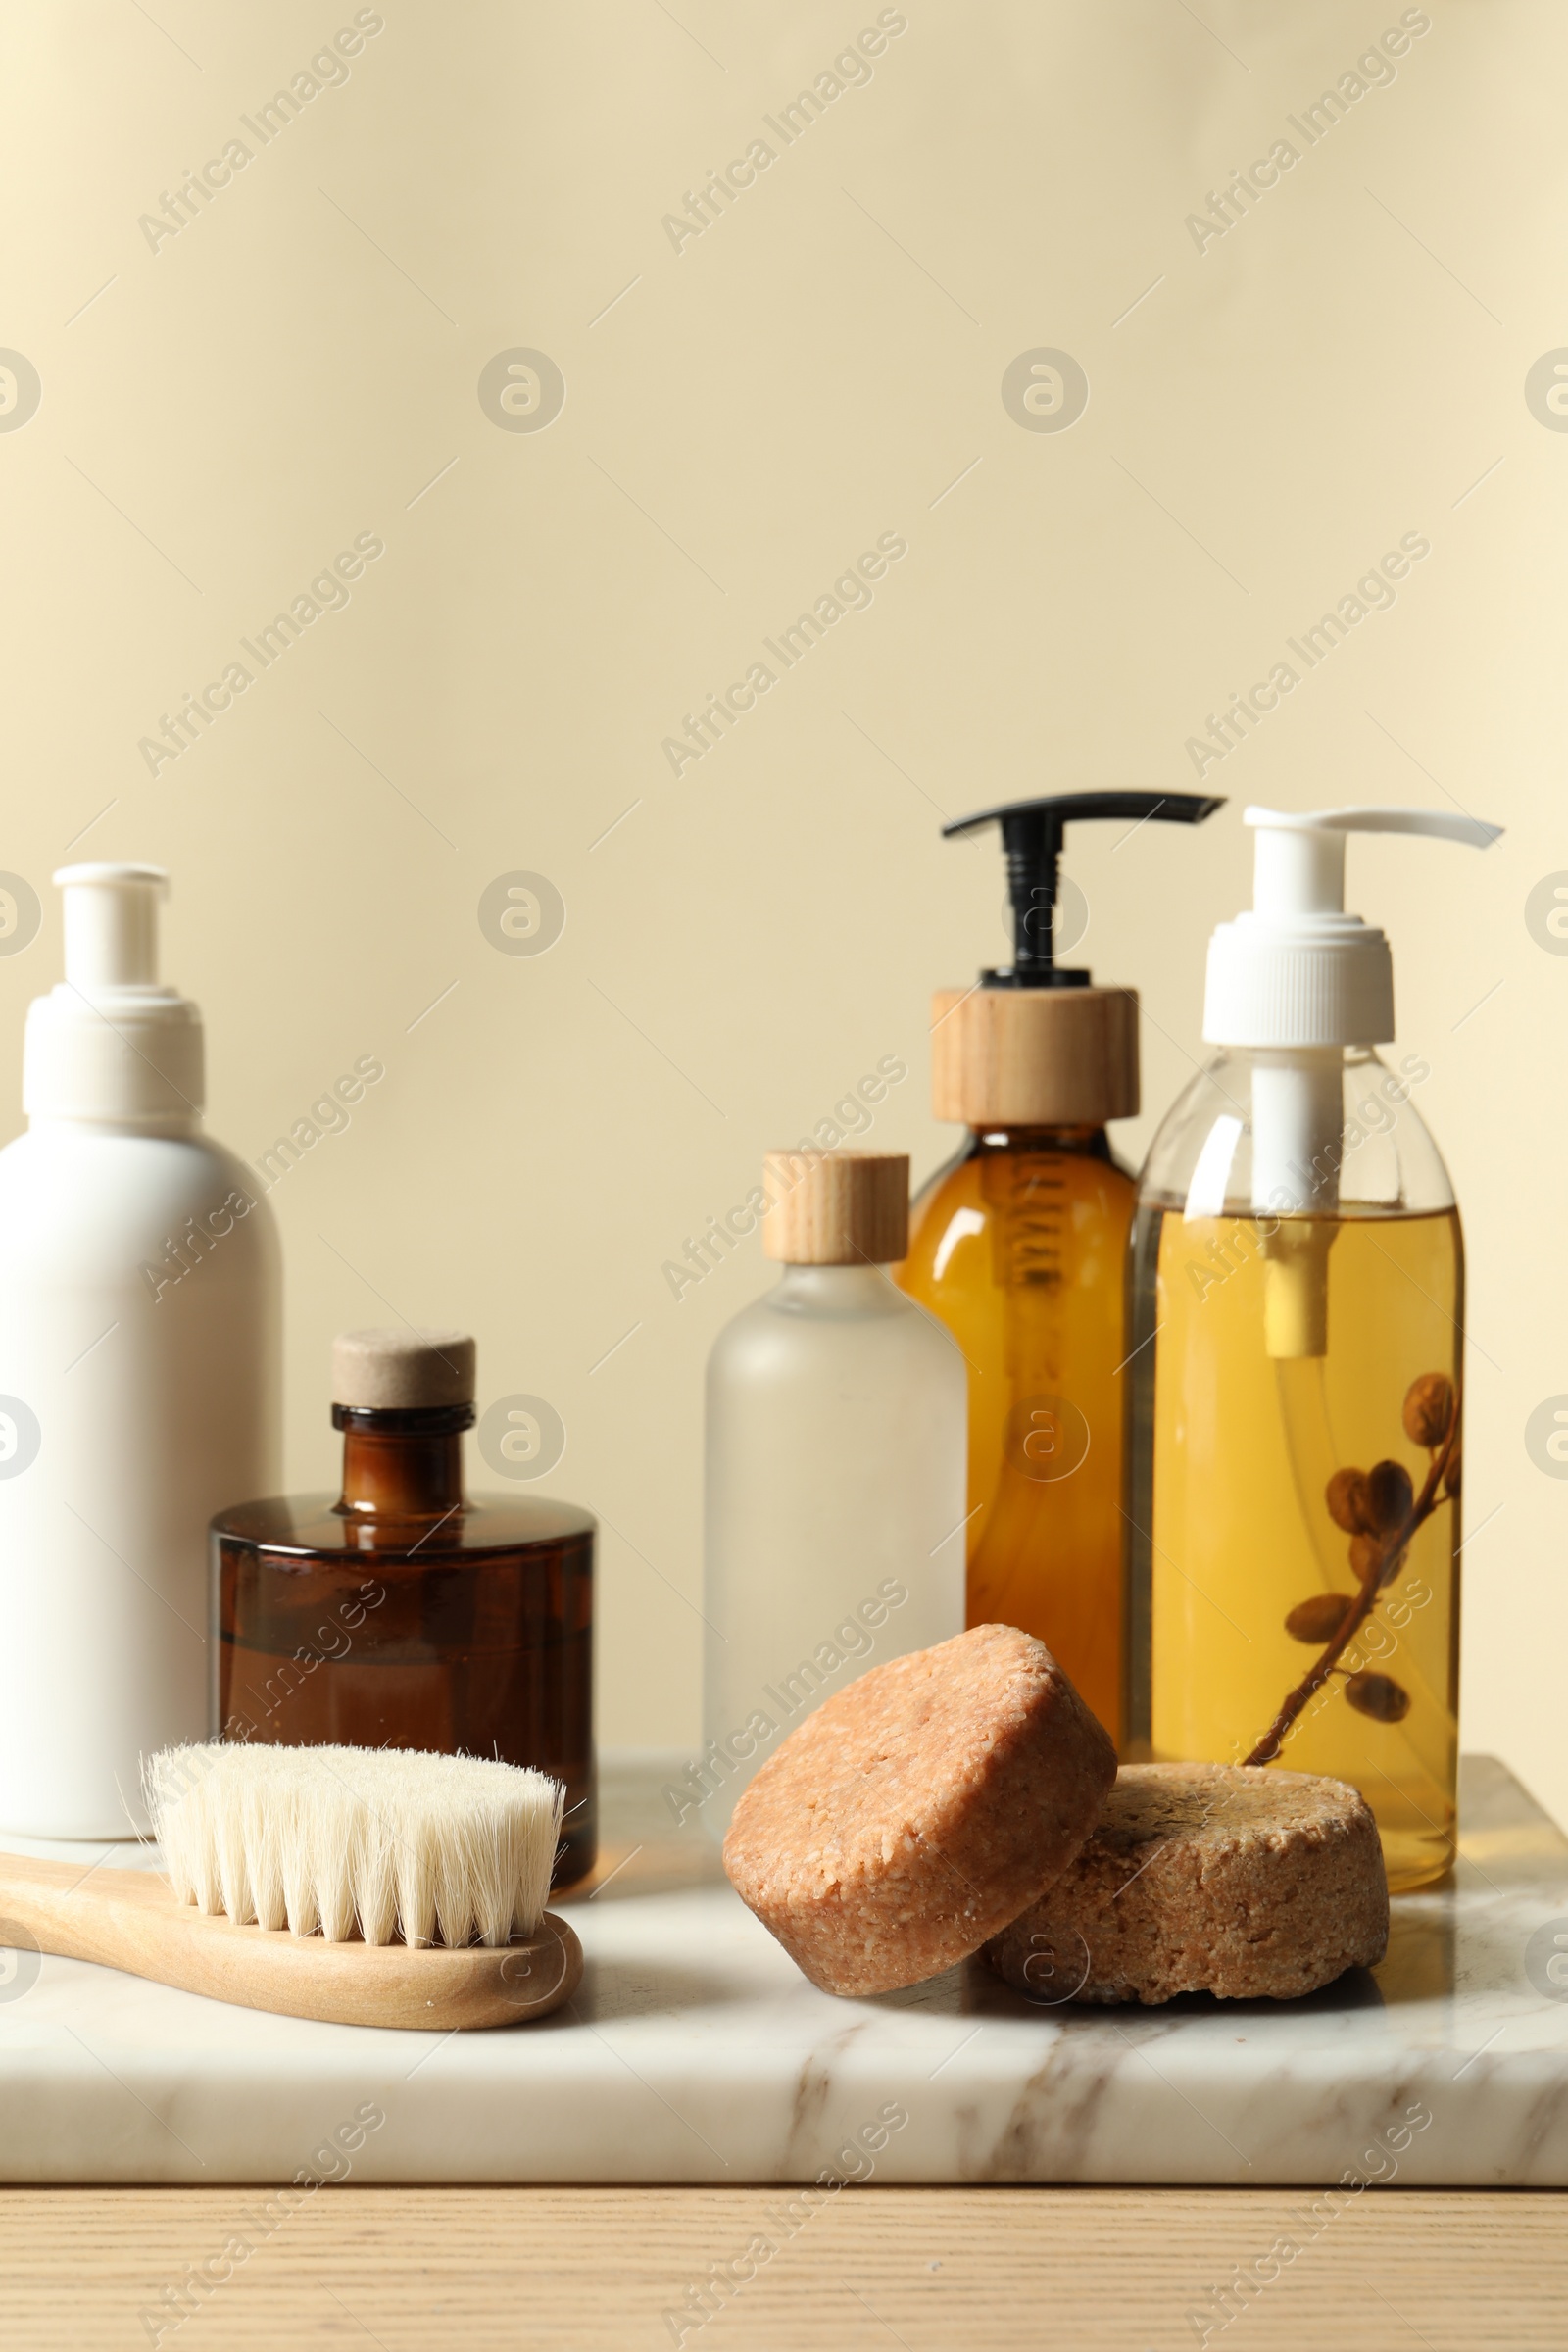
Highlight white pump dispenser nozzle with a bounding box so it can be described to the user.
[1200,804,1501,1358]
[56,862,168,991]
[1205,805,1502,1051]
[24,861,204,1122]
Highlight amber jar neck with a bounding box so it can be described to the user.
[967,1123,1115,1161]
[332,1402,475,1518]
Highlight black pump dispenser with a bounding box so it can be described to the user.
[945,791,1224,987]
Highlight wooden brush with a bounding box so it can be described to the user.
[0,1743,583,2031]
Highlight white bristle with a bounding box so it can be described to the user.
[215,1790,254,1925]
[246,1781,288,1932]
[356,1807,399,1946]
[142,1745,564,1947]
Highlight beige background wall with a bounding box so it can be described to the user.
[3,1,1564,1815]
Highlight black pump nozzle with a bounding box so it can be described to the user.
[944,790,1224,987]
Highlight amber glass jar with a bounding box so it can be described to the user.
[211,1331,595,1886]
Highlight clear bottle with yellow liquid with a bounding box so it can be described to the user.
[1123,806,1501,1890]
[898,791,1222,1742]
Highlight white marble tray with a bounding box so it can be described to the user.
[1,1754,1564,2184]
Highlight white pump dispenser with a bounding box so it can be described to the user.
[0,864,280,1838]
[25,864,205,1124]
[1199,806,1500,1355]
[1204,807,1501,1058]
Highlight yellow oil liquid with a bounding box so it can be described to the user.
[1129,1205,1461,1890]
[899,1130,1134,1741]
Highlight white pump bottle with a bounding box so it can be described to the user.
[0,865,280,1838]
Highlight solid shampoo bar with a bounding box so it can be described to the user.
[986,1761,1390,2005]
[723,1623,1116,1997]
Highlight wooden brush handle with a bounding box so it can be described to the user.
[0,1853,582,2031]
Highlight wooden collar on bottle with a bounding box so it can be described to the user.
[930,985,1140,1127]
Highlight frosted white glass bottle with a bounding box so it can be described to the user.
[0,864,280,1838]
[700,1150,966,1835]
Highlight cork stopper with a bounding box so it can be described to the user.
[762,1150,909,1265]
[931,985,1139,1127]
[331,1327,476,1409]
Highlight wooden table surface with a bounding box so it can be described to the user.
[2,2187,1562,2349]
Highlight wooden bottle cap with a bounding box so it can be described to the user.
[931,984,1140,1127]
[761,1150,909,1265]
[332,1328,476,1409]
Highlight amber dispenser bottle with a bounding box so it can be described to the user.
[213,1328,596,1886]
[898,791,1222,1741]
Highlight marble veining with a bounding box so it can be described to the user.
[0,1754,1565,2184]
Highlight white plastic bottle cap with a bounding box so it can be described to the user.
[24,864,205,1121]
[1203,806,1502,1048]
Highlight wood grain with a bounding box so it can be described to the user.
[0,2186,1559,2350]
[0,1855,581,2030]
[761,1149,909,1265]
[930,982,1140,1127]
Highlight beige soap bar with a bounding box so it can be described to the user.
[986,1761,1390,2005]
[723,1624,1116,1998]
